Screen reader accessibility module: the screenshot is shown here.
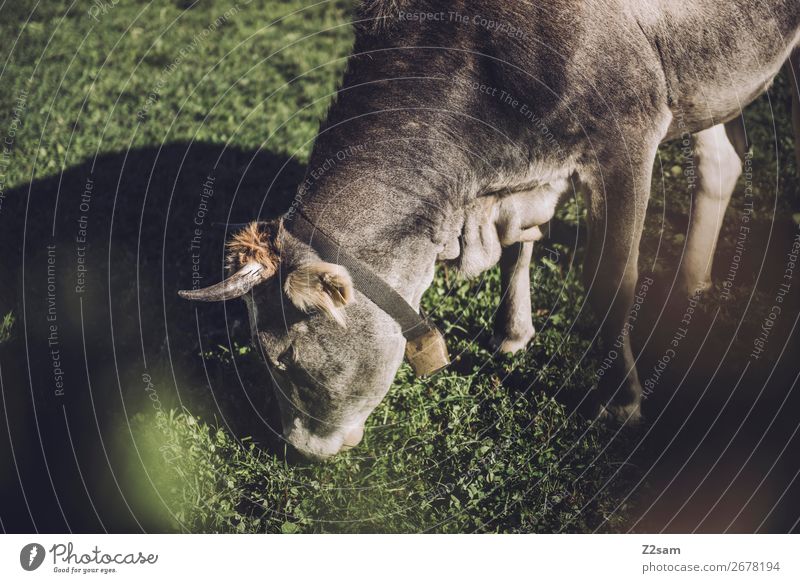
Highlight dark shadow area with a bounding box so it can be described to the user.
[626,215,800,533]
[0,142,304,532]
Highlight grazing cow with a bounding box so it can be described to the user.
[181,0,800,460]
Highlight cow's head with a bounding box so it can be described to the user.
[179,220,407,460]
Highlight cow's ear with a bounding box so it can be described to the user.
[284,262,353,326]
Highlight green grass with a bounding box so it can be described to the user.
[2,1,797,533]
[127,246,638,533]
[0,312,13,344]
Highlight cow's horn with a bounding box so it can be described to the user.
[178,262,269,301]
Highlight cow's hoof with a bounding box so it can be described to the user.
[596,402,643,426]
[679,278,712,300]
[491,327,535,354]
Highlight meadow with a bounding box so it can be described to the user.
[1,1,799,533]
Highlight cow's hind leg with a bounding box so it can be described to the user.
[491,241,536,353]
[581,134,665,424]
[680,124,742,296]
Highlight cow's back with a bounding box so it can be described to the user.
[638,0,800,136]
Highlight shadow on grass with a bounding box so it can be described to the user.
[0,142,303,532]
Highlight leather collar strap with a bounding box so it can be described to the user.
[286,210,450,377]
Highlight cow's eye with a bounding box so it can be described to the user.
[266,347,288,372]
[272,345,296,372]
[270,359,287,372]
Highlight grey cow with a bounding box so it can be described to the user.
[181,0,800,460]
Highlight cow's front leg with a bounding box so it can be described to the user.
[491,241,536,353]
[680,124,742,297]
[582,138,662,424]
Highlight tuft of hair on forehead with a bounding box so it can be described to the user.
[226,220,283,275]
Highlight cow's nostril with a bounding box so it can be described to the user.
[284,438,334,463]
[283,426,339,462]
[284,443,315,465]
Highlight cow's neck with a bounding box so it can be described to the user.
[290,155,452,309]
